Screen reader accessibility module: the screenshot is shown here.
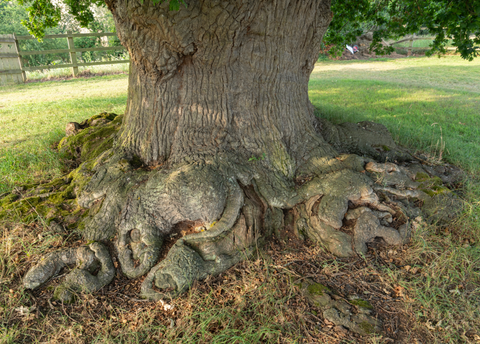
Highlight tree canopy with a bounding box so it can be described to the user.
[16,0,480,60]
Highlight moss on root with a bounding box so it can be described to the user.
[415,172,451,197]
[415,172,430,182]
[359,321,375,334]
[0,193,19,207]
[350,299,373,310]
[421,185,451,197]
[58,113,122,162]
[307,283,331,296]
[0,113,122,229]
[84,112,118,126]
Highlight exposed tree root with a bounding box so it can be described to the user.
[22,151,442,300]
[300,279,382,336]
[23,242,114,302]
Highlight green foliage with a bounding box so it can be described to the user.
[248,153,266,162]
[0,1,28,34]
[0,1,123,67]
[17,0,61,38]
[0,1,65,66]
[14,0,479,60]
[17,0,185,38]
[327,0,480,61]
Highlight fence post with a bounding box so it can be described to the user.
[408,33,414,57]
[0,34,23,85]
[12,34,26,83]
[67,31,78,77]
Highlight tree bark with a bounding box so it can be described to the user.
[106,0,335,176]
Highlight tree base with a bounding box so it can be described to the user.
[0,113,462,309]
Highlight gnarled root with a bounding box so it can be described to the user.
[23,242,115,302]
[116,227,162,279]
[15,111,462,308]
[140,241,213,300]
[20,144,458,302]
[293,158,431,256]
[141,180,254,300]
[351,210,403,254]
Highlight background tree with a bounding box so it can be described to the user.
[17,0,478,302]
[0,0,122,66]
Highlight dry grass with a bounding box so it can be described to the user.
[1,218,422,343]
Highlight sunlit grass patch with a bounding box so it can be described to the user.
[312,56,480,93]
[310,57,480,173]
[0,74,128,193]
[25,63,129,82]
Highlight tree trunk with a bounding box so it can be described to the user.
[107,0,335,175]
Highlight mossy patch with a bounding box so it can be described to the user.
[421,185,451,197]
[416,173,443,188]
[47,184,76,204]
[0,193,19,207]
[84,112,118,126]
[350,299,373,309]
[307,283,331,296]
[0,112,121,228]
[359,321,375,334]
[1,196,43,222]
[53,284,76,303]
[58,114,123,162]
[67,161,95,197]
[415,172,430,182]
[416,173,452,198]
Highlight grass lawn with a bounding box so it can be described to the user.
[0,56,479,343]
[310,56,480,173]
[0,74,128,193]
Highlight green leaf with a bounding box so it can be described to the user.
[169,0,180,11]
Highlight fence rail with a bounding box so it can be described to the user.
[0,32,128,86]
[386,35,459,56]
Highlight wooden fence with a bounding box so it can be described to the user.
[386,34,432,56]
[386,34,459,56]
[0,32,128,86]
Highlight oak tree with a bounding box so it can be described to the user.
[20,0,478,302]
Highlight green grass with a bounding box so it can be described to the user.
[25,63,129,82]
[0,74,128,193]
[392,38,455,48]
[309,56,480,173]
